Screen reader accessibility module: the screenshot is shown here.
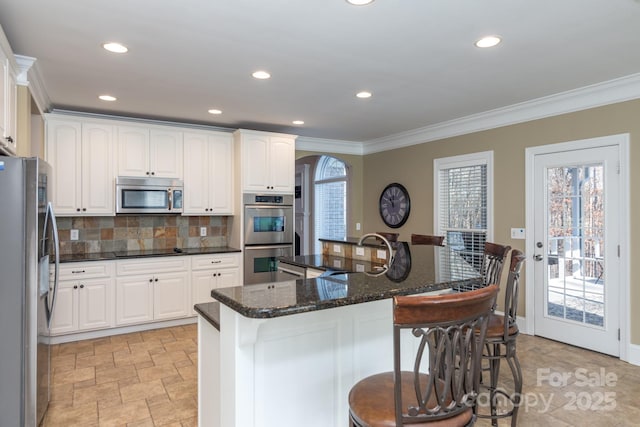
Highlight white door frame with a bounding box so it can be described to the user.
[525,134,630,362]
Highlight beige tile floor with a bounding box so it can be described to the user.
[44,326,640,426]
[44,324,198,426]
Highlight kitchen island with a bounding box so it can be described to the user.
[195,243,482,427]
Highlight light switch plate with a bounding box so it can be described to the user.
[200,227,207,237]
[70,229,79,241]
[511,228,525,239]
[355,247,365,256]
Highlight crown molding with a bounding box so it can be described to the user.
[13,54,35,85]
[296,135,364,155]
[16,56,51,115]
[363,72,640,154]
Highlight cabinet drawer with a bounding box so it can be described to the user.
[116,256,190,276]
[53,261,114,280]
[191,253,239,270]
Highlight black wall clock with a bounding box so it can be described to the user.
[379,183,411,228]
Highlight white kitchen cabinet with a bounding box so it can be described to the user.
[183,131,234,215]
[0,31,17,154]
[116,256,190,326]
[45,118,115,216]
[191,253,241,312]
[117,126,183,178]
[234,130,296,193]
[50,261,115,335]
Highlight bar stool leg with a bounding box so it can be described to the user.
[505,343,523,427]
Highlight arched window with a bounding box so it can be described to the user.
[314,156,348,253]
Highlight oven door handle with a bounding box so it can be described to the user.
[243,244,293,251]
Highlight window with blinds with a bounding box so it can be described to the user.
[314,156,348,253]
[434,152,493,280]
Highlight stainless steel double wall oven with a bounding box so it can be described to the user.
[243,193,294,284]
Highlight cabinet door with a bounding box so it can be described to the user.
[183,132,210,215]
[153,271,189,320]
[50,281,78,335]
[77,278,114,331]
[209,134,234,214]
[150,129,183,178]
[269,136,295,193]
[116,276,153,325]
[217,268,240,289]
[81,123,115,215]
[242,134,270,192]
[46,119,82,215]
[117,126,150,177]
[192,270,218,306]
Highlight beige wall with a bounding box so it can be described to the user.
[362,98,640,343]
[296,150,364,238]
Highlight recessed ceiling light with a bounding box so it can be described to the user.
[475,36,501,48]
[292,120,304,125]
[208,109,222,115]
[252,70,271,79]
[356,91,372,99]
[102,42,128,53]
[98,95,117,101]
[346,0,374,5]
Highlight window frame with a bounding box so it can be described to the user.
[433,150,494,246]
[313,155,350,253]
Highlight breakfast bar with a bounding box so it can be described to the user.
[195,244,483,427]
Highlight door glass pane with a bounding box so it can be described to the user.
[546,164,604,327]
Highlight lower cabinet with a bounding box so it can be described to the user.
[50,262,115,335]
[191,253,241,314]
[116,257,190,326]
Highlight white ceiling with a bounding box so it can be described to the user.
[1,0,640,145]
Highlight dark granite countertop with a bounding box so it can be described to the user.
[212,243,483,319]
[194,302,220,331]
[58,246,241,263]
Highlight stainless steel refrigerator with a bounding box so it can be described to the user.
[0,157,60,426]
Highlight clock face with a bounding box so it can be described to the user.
[386,242,412,282]
[379,183,411,228]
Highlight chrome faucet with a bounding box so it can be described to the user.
[357,233,395,269]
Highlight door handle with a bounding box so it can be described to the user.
[534,254,544,261]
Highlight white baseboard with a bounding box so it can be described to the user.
[623,343,640,366]
[49,316,197,344]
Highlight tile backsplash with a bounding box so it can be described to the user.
[56,215,228,255]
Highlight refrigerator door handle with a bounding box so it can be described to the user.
[45,202,60,326]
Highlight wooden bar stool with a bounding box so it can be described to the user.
[348,284,499,426]
[410,234,445,246]
[477,249,526,426]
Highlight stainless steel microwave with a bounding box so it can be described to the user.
[115,177,183,214]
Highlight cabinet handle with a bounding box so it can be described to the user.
[80,284,84,289]
[76,208,81,212]
[211,260,221,264]
[149,278,153,283]
[151,172,155,176]
[146,171,150,175]
[154,278,158,282]
[82,208,87,212]
[72,270,86,274]
[73,285,78,289]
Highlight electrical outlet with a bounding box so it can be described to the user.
[333,244,341,254]
[511,228,525,239]
[355,247,365,256]
[200,227,207,237]
[70,229,79,241]
[356,222,361,231]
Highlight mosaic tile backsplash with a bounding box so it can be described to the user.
[56,215,229,255]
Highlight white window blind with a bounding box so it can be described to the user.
[435,152,493,280]
[314,156,348,253]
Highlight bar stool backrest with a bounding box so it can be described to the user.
[410,234,445,246]
[480,242,511,286]
[392,284,498,425]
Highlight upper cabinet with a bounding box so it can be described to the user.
[183,130,234,215]
[117,126,183,179]
[45,117,115,216]
[234,129,296,193]
[0,27,17,154]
